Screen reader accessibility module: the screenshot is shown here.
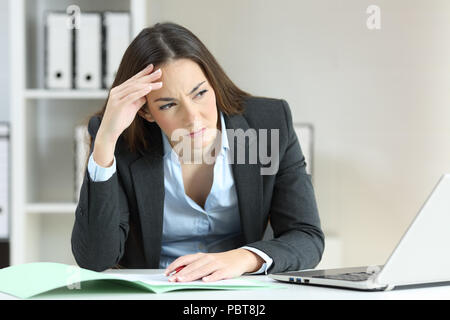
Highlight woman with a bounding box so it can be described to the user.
[71,22,324,282]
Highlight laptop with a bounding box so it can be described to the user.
[269,174,450,291]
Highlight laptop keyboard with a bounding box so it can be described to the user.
[312,271,375,282]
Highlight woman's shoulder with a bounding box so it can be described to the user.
[87,115,102,138]
[87,114,128,149]
[240,95,292,129]
[243,95,286,108]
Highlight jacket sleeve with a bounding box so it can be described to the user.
[245,99,325,274]
[71,116,130,271]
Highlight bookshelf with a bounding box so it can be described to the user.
[9,0,147,265]
[24,89,109,100]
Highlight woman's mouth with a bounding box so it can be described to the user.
[187,127,206,137]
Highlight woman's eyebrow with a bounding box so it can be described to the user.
[153,80,206,102]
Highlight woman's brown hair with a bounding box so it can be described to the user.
[91,22,252,154]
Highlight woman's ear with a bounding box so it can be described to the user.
[137,104,156,123]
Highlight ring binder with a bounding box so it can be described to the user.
[75,13,102,89]
[45,12,73,89]
[103,12,131,89]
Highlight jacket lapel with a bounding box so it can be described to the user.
[224,113,264,244]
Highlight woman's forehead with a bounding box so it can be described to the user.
[150,59,208,98]
[160,59,204,82]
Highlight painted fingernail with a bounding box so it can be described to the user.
[154,68,161,73]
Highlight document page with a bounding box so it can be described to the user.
[112,272,270,287]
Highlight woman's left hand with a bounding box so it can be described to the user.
[164,249,264,282]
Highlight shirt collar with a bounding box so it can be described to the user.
[161,110,229,159]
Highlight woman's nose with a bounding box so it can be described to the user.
[183,103,199,124]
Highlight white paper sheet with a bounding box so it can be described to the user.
[112,272,267,287]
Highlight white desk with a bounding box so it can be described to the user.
[1,269,450,300]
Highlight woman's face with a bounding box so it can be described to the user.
[141,58,220,154]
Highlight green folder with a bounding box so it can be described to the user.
[0,262,285,299]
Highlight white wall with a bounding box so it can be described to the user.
[0,0,9,122]
[146,0,450,267]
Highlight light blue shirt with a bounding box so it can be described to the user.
[87,111,273,274]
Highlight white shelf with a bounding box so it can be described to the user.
[10,0,148,265]
[25,89,109,100]
[26,203,77,215]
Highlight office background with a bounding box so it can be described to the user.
[2,0,450,269]
[0,0,9,123]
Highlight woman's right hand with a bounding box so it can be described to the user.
[93,64,163,167]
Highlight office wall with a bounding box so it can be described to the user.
[0,0,10,122]
[146,0,450,267]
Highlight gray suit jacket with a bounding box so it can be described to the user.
[71,96,324,273]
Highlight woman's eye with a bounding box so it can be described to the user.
[195,89,208,98]
[159,90,207,110]
[159,103,175,110]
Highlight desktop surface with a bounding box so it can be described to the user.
[1,269,450,300]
